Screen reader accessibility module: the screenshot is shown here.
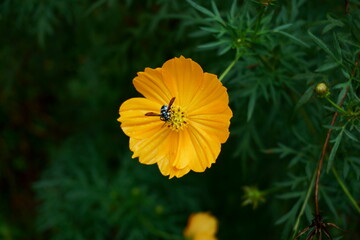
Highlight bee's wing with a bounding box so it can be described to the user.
[168,97,176,109]
[145,112,160,116]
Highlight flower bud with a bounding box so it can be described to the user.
[241,186,266,209]
[315,82,329,96]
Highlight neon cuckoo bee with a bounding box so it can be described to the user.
[145,97,175,122]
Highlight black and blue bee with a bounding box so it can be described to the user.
[145,97,175,122]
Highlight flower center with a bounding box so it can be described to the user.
[166,106,188,131]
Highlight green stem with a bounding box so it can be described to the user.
[332,166,360,214]
[325,96,346,114]
[292,171,316,239]
[140,216,183,240]
[262,185,284,195]
[219,51,241,81]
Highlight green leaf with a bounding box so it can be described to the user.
[186,0,215,18]
[199,26,219,33]
[315,61,339,72]
[211,1,221,19]
[275,198,302,225]
[218,44,232,55]
[296,85,315,109]
[320,188,338,218]
[277,191,304,199]
[198,40,227,49]
[274,30,310,48]
[322,14,344,34]
[344,129,359,142]
[230,0,237,19]
[273,23,293,31]
[323,125,343,131]
[333,32,342,61]
[271,143,298,158]
[247,89,257,122]
[336,80,350,103]
[327,129,344,173]
[308,30,340,64]
[322,24,340,34]
[288,155,303,168]
[341,69,350,79]
[327,14,345,26]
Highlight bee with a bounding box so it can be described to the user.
[145,97,175,122]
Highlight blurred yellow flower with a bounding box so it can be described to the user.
[118,56,232,178]
[191,233,217,240]
[184,212,218,240]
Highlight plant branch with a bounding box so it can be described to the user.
[219,50,241,81]
[325,96,346,114]
[292,171,316,239]
[314,56,359,215]
[314,86,349,216]
[332,166,360,214]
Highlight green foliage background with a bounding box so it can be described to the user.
[1,0,359,239]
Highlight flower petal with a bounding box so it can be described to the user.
[192,233,218,240]
[186,72,232,143]
[129,127,171,165]
[153,131,189,178]
[157,156,191,179]
[133,67,173,105]
[162,126,221,173]
[189,106,232,143]
[187,125,221,172]
[162,56,204,107]
[172,129,194,169]
[187,73,230,114]
[118,98,163,139]
[184,212,218,238]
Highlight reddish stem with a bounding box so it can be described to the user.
[314,58,359,215]
[314,97,345,216]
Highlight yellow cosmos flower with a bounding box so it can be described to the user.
[118,56,232,178]
[184,212,218,240]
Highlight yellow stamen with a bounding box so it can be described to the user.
[166,106,188,131]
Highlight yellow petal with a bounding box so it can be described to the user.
[184,212,218,238]
[155,131,191,178]
[133,67,173,105]
[187,125,221,171]
[189,106,232,143]
[157,156,191,179]
[192,233,218,240]
[118,98,163,139]
[157,126,221,173]
[129,124,172,164]
[187,73,230,114]
[162,56,204,107]
[172,129,194,169]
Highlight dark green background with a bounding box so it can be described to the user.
[1,1,359,239]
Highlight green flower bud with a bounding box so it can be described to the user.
[315,82,329,96]
[241,186,266,209]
